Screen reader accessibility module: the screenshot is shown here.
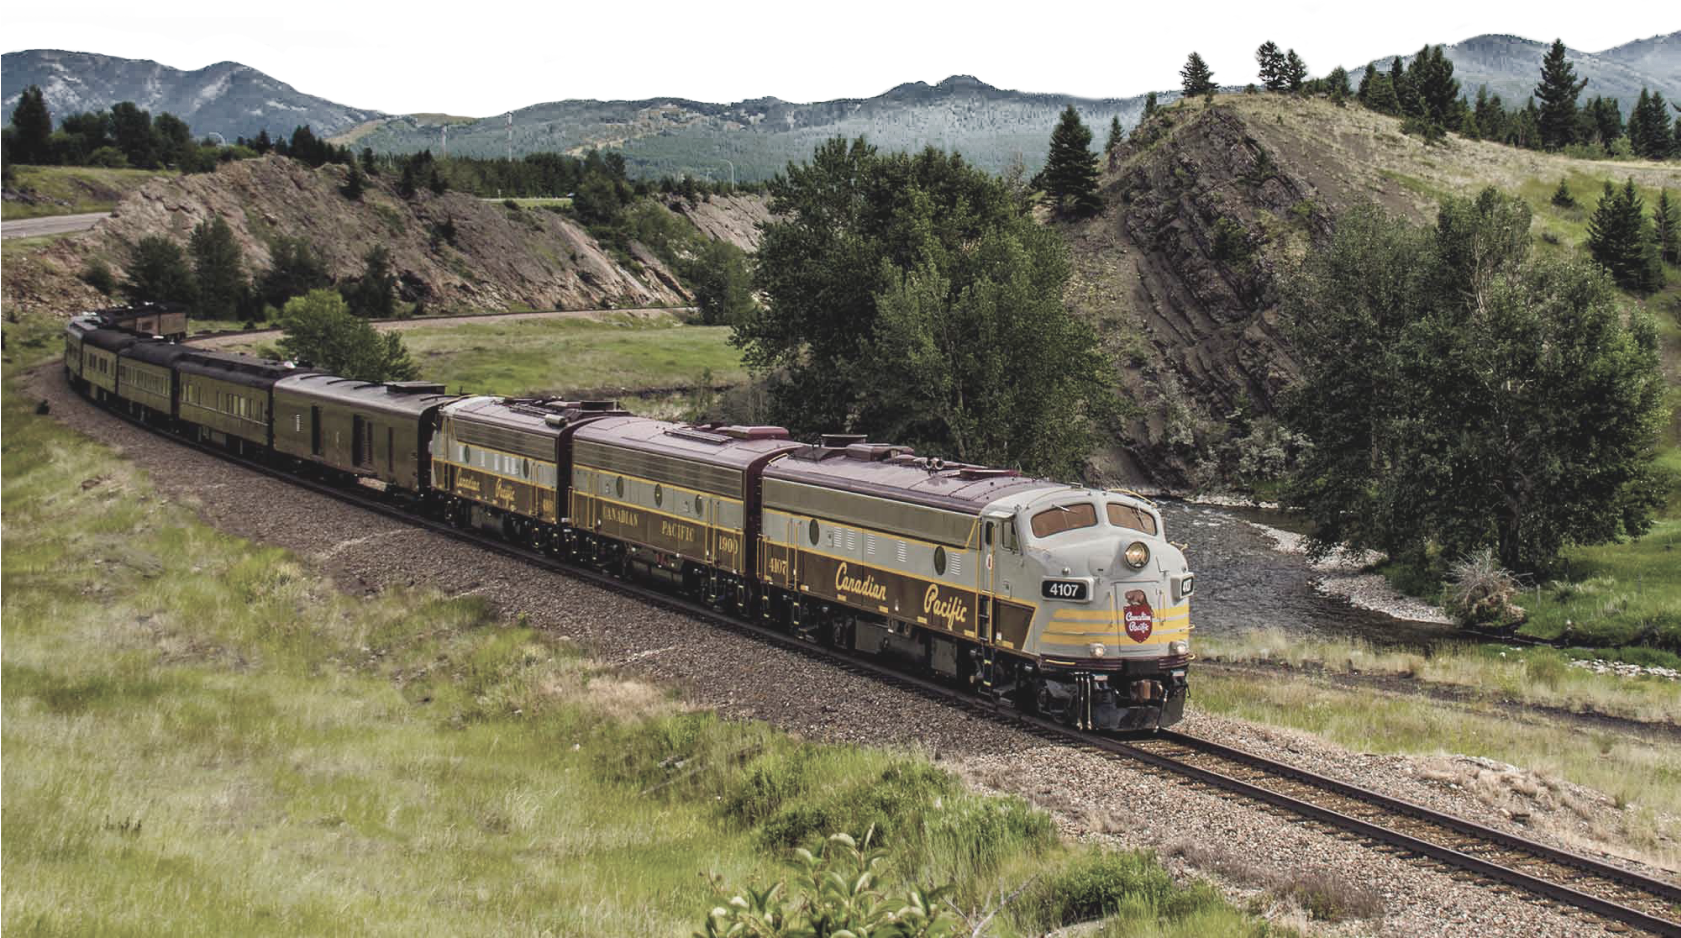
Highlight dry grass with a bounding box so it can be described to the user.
[1199,628,1681,724]
[1165,841,1383,923]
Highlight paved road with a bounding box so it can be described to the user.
[1,211,109,240]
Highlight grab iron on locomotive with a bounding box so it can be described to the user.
[65,305,1195,731]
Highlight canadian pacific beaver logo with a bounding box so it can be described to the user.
[1123,590,1153,643]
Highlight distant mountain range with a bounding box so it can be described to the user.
[0,50,381,140]
[4,32,1678,180]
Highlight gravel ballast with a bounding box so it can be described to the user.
[26,368,1663,937]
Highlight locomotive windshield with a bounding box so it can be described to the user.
[1030,502,1098,538]
[1106,503,1157,535]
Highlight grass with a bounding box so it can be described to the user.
[396,311,745,397]
[486,196,573,209]
[1192,671,1681,869]
[3,165,173,220]
[1199,628,1681,724]
[1,375,1285,936]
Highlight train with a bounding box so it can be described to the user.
[64,305,1195,731]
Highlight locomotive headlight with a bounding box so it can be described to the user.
[1123,541,1150,570]
[1169,640,1189,657]
[1090,643,1107,658]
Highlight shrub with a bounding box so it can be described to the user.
[1445,548,1526,628]
[87,146,128,168]
[1210,217,1252,263]
[1550,178,1575,208]
[698,831,959,938]
[81,259,116,295]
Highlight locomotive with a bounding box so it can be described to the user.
[64,307,1194,731]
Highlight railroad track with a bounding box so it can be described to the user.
[70,386,1681,936]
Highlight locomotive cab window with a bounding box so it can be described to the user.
[1107,503,1158,536]
[1030,503,1098,539]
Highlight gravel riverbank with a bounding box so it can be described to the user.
[25,368,1666,937]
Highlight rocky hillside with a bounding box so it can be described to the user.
[1065,94,1681,488]
[663,193,774,251]
[2,156,708,319]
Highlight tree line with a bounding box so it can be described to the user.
[1167,41,1680,161]
[3,86,250,175]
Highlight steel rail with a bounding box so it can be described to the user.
[68,384,1681,936]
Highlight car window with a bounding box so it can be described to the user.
[1107,503,1158,535]
[1030,503,1098,538]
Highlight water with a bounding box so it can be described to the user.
[1157,501,1456,648]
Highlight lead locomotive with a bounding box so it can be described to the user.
[66,307,1194,731]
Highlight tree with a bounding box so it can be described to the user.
[109,102,156,168]
[1628,89,1675,160]
[124,235,196,305]
[1389,57,1418,117]
[276,289,417,382]
[340,244,397,318]
[1256,42,1286,92]
[1142,91,1159,120]
[9,85,52,164]
[341,163,366,200]
[1180,53,1216,97]
[189,216,245,319]
[153,112,193,167]
[1283,50,1308,94]
[257,236,331,311]
[360,146,378,175]
[1042,106,1101,217]
[1357,64,1377,104]
[1411,46,1459,127]
[1550,178,1575,208]
[1104,116,1123,155]
[740,137,1116,477]
[1588,179,1663,293]
[1364,73,1400,115]
[1324,66,1351,103]
[685,239,754,326]
[1280,188,1667,574]
[252,129,272,155]
[1655,190,1679,264]
[1535,39,1587,149]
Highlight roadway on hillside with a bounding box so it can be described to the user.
[185,306,696,349]
[1,211,110,239]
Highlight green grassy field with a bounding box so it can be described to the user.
[3,165,174,220]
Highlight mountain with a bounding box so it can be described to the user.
[1370,33,1681,111]
[1,50,382,140]
[336,75,1168,181]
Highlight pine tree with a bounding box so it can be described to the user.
[189,216,245,320]
[1143,91,1159,120]
[253,129,272,155]
[341,163,365,200]
[1413,46,1460,126]
[1551,178,1575,208]
[1535,39,1588,149]
[1637,91,1673,160]
[1325,66,1351,103]
[341,245,397,318]
[1588,179,1660,292]
[1366,74,1400,115]
[9,85,52,164]
[1284,50,1308,94]
[124,236,196,306]
[1256,42,1286,91]
[1390,57,1418,117]
[1628,89,1655,157]
[1358,63,1376,104]
[1105,116,1123,155]
[1653,189,1679,264]
[1043,105,1101,217]
[1180,53,1216,97]
[360,146,378,175]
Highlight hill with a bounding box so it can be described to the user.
[1,50,382,140]
[1063,93,1681,487]
[339,75,1165,180]
[1370,33,1681,111]
[0,155,740,318]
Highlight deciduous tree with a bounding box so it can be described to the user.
[277,289,417,382]
[1281,188,1667,574]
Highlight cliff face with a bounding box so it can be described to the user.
[4,156,693,319]
[1063,105,1336,487]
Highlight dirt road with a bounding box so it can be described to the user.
[1,211,109,239]
[187,306,695,349]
